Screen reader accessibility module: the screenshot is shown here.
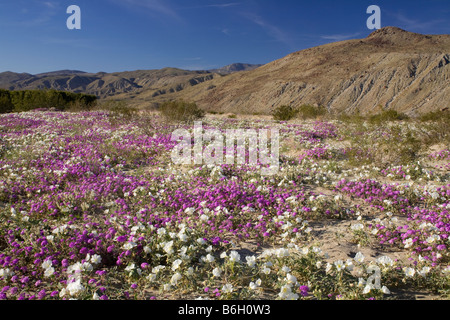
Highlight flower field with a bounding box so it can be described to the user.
[0,110,449,300]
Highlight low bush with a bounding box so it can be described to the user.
[369,109,409,124]
[297,104,328,119]
[272,105,298,121]
[159,100,205,122]
[0,89,97,113]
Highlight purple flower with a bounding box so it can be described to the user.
[299,285,309,297]
[116,236,127,243]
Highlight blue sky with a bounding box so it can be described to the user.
[0,0,448,74]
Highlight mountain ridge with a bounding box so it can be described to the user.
[1,27,449,115]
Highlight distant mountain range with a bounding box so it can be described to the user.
[0,63,261,100]
[1,27,449,115]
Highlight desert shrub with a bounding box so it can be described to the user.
[4,89,96,112]
[100,100,138,118]
[369,109,409,124]
[419,110,450,122]
[159,100,205,122]
[272,105,298,121]
[0,90,14,113]
[378,126,422,165]
[297,104,327,119]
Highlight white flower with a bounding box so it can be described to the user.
[42,260,53,270]
[0,268,14,278]
[425,235,440,244]
[147,273,157,282]
[90,254,102,265]
[351,223,364,231]
[222,283,233,293]
[275,248,289,258]
[220,252,228,259]
[325,263,332,274]
[357,278,366,288]
[249,279,262,290]
[174,231,186,242]
[170,272,182,286]
[186,267,194,276]
[246,256,256,267]
[66,279,85,296]
[312,247,322,254]
[143,245,152,254]
[334,260,345,271]
[205,254,215,263]
[172,259,182,271]
[345,259,354,271]
[377,256,394,267]
[363,284,373,294]
[123,241,137,250]
[197,238,206,245]
[285,273,298,285]
[404,267,415,278]
[59,288,67,298]
[354,252,365,263]
[44,267,55,277]
[67,262,83,274]
[418,266,430,277]
[381,286,390,294]
[281,266,291,273]
[163,241,174,255]
[278,284,293,300]
[261,266,271,275]
[152,265,165,274]
[404,238,413,248]
[82,262,93,272]
[212,267,222,278]
[163,283,172,291]
[229,251,240,262]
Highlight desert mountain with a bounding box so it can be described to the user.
[0,63,261,101]
[170,27,449,116]
[0,68,221,100]
[1,27,448,115]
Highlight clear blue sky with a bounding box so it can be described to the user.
[0,0,448,74]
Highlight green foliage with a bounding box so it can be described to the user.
[419,110,450,122]
[100,100,138,118]
[0,89,97,113]
[159,100,205,122]
[272,104,328,121]
[297,104,328,119]
[272,105,298,121]
[0,89,14,113]
[369,109,409,124]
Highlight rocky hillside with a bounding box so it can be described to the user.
[179,27,449,116]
